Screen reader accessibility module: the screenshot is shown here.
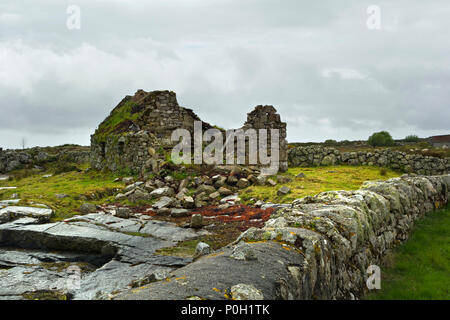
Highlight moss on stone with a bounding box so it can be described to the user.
[93,100,141,142]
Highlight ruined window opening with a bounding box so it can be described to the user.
[118,141,125,155]
[100,142,106,158]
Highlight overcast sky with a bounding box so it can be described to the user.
[0,0,449,149]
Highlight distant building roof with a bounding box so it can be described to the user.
[430,135,450,143]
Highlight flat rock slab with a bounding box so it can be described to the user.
[0,175,9,181]
[0,187,17,190]
[0,214,195,299]
[65,213,207,242]
[114,241,304,300]
[0,199,21,208]
[0,206,52,223]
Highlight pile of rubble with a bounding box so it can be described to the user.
[112,165,288,217]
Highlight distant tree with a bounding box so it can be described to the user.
[404,134,420,142]
[323,139,337,146]
[368,131,394,147]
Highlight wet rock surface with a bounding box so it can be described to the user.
[0,209,207,300]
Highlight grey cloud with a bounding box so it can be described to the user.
[0,0,449,149]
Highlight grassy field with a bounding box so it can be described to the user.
[0,164,124,221]
[365,204,450,300]
[240,165,401,203]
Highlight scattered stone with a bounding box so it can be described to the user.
[55,194,69,199]
[267,179,277,186]
[218,187,233,196]
[130,269,170,288]
[231,242,257,261]
[170,208,189,218]
[152,196,175,210]
[213,176,227,188]
[247,175,258,184]
[164,176,174,183]
[254,200,265,207]
[195,184,216,195]
[79,203,97,214]
[236,178,249,189]
[277,176,292,184]
[256,175,266,185]
[115,193,126,201]
[156,208,171,216]
[143,181,156,192]
[122,177,134,185]
[124,184,137,192]
[277,186,291,196]
[220,195,241,204]
[128,189,150,202]
[194,242,211,259]
[209,191,220,200]
[182,196,195,209]
[190,214,203,229]
[227,175,238,185]
[296,172,305,178]
[150,187,174,198]
[115,207,131,219]
[230,284,264,300]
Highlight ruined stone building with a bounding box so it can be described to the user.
[90,90,287,173]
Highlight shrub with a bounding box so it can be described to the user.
[404,134,420,142]
[323,139,338,146]
[368,131,395,147]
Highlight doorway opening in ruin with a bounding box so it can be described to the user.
[118,141,125,155]
[100,142,106,158]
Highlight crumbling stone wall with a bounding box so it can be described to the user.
[289,146,450,175]
[115,173,450,300]
[90,90,214,173]
[242,105,288,172]
[0,147,90,173]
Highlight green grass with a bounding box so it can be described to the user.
[240,165,401,203]
[365,204,450,300]
[0,165,125,221]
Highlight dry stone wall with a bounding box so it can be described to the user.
[289,146,450,175]
[0,147,90,173]
[115,173,450,300]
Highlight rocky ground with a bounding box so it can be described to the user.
[1,165,448,300]
[0,169,279,300]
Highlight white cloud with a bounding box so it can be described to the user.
[0,0,449,149]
